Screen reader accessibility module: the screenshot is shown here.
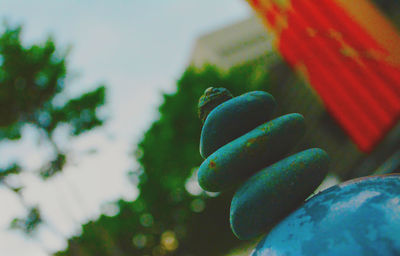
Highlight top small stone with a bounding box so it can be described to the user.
[198,87,233,123]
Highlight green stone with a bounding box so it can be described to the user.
[200,91,276,158]
[230,148,329,240]
[197,113,306,192]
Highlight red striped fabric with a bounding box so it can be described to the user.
[247,0,400,152]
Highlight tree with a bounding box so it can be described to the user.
[56,53,302,256]
[0,24,106,234]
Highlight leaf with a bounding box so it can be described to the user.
[10,207,42,235]
[0,163,21,181]
[50,86,106,135]
[39,153,66,179]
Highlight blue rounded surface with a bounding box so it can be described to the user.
[252,174,400,256]
[198,113,305,192]
[230,148,329,240]
[200,91,276,159]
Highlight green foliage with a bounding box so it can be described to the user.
[50,86,106,136]
[10,207,42,234]
[0,24,107,233]
[0,163,21,181]
[0,26,64,137]
[56,57,293,255]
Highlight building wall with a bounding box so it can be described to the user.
[189,16,273,70]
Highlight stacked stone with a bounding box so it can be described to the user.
[197,88,400,255]
[197,87,329,239]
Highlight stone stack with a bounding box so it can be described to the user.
[197,88,400,255]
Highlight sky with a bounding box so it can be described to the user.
[0,1,252,255]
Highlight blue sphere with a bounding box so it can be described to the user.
[252,174,400,256]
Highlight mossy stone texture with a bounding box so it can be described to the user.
[198,87,233,124]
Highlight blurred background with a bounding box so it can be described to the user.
[0,0,399,255]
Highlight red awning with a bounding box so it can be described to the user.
[247,0,400,152]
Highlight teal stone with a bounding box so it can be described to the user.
[197,113,305,192]
[200,91,276,159]
[252,174,400,256]
[230,148,329,240]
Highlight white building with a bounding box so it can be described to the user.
[189,16,273,70]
